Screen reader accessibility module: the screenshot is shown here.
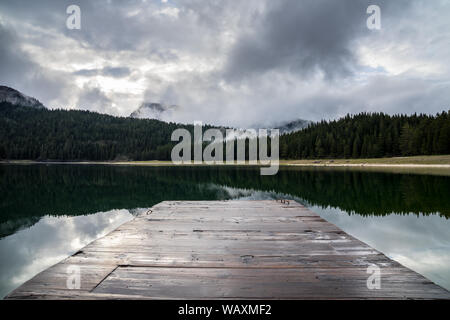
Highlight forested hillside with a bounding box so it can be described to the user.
[0,102,185,160]
[280,112,450,159]
[1,101,449,161]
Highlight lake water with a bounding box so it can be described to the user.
[1,164,449,298]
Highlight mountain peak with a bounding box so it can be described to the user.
[0,86,46,109]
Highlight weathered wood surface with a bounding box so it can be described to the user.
[6,200,450,299]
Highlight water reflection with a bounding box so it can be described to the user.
[0,209,134,298]
[0,164,449,297]
[313,205,450,291]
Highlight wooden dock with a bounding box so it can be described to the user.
[6,200,450,299]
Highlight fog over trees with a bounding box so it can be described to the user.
[1,102,449,161]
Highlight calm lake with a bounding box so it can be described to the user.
[1,164,450,298]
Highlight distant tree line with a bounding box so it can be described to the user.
[1,102,449,160]
[280,111,450,159]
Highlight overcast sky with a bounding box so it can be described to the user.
[0,0,449,126]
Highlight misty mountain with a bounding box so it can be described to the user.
[247,118,311,135]
[0,86,45,109]
[130,102,179,121]
[1,98,449,161]
[276,119,311,134]
[222,118,311,142]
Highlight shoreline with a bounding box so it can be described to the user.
[1,158,450,169]
[1,155,450,168]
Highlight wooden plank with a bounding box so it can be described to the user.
[92,266,448,299]
[6,200,450,300]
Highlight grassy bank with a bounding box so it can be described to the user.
[280,155,450,165]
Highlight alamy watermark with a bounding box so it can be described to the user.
[367,5,381,30]
[63,3,382,177]
[171,122,279,175]
[367,264,381,290]
[66,5,81,30]
[66,265,81,289]
[66,4,381,31]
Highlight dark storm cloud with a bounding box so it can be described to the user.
[0,24,33,80]
[224,0,409,81]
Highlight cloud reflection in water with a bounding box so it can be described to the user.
[0,209,135,298]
